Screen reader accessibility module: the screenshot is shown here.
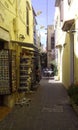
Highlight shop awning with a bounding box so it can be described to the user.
[11,40,39,52]
[62,19,75,31]
[21,46,34,51]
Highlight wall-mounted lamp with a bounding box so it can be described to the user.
[71,30,77,33]
[19,34,25,40]
[67,30,78,34]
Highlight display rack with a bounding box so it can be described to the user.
[19,54,32,91]
[31,57,36,89]
[11,51,17,92]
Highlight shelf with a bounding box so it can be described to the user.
[19,54,32,91]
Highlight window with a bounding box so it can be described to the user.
[26,2,30,35]
[51,37,54,49]
[26,7,29,35]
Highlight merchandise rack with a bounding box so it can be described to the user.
[19,54,32,91]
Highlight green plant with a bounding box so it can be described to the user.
[53,65,58,76]
[72,95,78,105]
[68,84,78,105]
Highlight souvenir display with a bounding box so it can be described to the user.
[19,53,32,91]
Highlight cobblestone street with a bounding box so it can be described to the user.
[0,78,78,130]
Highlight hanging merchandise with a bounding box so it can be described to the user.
[19,52,32,91]
[0,49,16,95]
[11,50,17,92]
[31,57,36,89]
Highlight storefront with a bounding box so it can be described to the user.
[0,36,40,107]
[0,27,17,107]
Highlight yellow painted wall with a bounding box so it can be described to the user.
[74,54,78,84]
[15,0,33,43]
[0,0,33,43]
[55,0,78,88]
[74,24,78,84]
[61,0,78,88]
[0,0,16,40]
[62,34,70,88]
[0,0,34,107]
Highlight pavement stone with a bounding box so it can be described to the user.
[0,78,78,130]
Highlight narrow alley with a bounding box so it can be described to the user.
[0,78,78,130]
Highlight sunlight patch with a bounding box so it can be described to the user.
[48,80,61,83]
[48,80,54,83]
[41,105,63,113]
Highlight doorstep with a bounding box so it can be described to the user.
[0,106,12,121]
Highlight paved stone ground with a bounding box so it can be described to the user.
[0,78,78,130]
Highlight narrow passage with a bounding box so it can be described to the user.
[0,78,78,130]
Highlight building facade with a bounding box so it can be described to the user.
[0,0,40,107]
[46,25,55,68]
[55,0,78,88]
